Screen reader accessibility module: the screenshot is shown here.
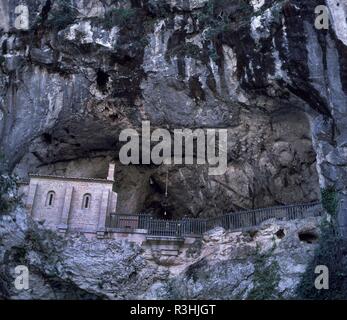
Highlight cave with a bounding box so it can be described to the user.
[96,70,109,93]
[42,133,53,144]
[298,230,319,244]
[5,0,326,222]
[12,110,321,219]
[275,229,285,239]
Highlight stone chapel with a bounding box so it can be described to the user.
[24,163,118,238]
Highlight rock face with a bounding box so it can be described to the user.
[2,0,347,301]
[5,0,345,218]
[0,206,321,299]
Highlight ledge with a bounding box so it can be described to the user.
[29,174,115,184]
[146,235,185,242]
[106,228,148,235]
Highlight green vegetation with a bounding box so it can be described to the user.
[103,7,138,29]
[165,42,202,62]
[296,187,347,299]
[0,152,20,214]
[247,244,281,300]
[197,0,285,40]
[207,46,219,62]
[321,186,338,216]
[186,239,203,258]
[0,174,18,214]
[46,0,78,30]
[194,0,285,62]
[296,220,347,299]
[147,0,171,19]
[197,0,233,41]
[0,152,8,174]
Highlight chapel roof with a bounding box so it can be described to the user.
[29,174,114,184]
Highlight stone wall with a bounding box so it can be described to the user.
[26,176,117,234]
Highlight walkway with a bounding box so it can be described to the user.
[107,202,324,238]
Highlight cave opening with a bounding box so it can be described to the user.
[13,109,322,222]
[298,230,319,244]
[144,175,175,220]
[42,133,53,144]
[275,228,285,239]
[96,70,109,93]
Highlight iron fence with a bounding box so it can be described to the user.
[107,202,323,237]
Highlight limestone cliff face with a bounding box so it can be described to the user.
[0,0,346,223]
[0,205,321,299]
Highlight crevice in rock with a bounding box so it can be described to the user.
[298,230,318,244]
[96,70,109,93]
[40,0,52,23]
[275,228,285,239]
[188,76,206,103]
[1,39,7,55]
[42,133,53,145]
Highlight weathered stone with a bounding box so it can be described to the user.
[0,0,333,218]
[1,0,347,298]
[0,206,323,299]
[30,47,55,65]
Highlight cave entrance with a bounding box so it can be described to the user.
[146,166,174,220]
[298,230,319,244]
[96,69,109,93]
[145,198,174,220]
[161,196,173,220]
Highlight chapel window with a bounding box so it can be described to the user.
[82,194,91,209]
[46,191,55,207]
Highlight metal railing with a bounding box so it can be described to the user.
[107,202,323,237]
[106,213,151,230]
[147,219,183,237]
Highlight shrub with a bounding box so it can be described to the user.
[296,219,347,299]
[247,244,281,300]
[296,186,347,299]
[103,7,138,29]
[321,186,338,216]
[165,43,202,62]
[0,152,8,174]
[146,0,171,18]
[197,0,232,41]
[46,0,78,30]
[0,174,19,214]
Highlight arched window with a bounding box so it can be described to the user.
[82,194,91,209]
[46,191,55,207]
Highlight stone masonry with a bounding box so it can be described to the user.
[25,163,118,238]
